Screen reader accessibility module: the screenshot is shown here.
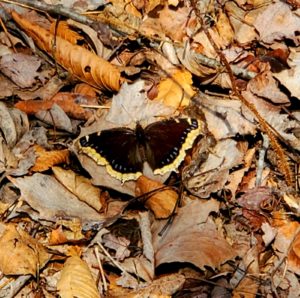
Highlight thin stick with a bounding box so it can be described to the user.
[97,241,127,274]
[94,246,107,293]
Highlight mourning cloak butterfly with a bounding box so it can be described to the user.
[78,118,202,182]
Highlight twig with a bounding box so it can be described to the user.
[256,134,269,186]
[94,246,107,293]
[97,241,127,274]
[1,0,95,26]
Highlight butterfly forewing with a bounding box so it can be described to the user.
[79,128,143,173]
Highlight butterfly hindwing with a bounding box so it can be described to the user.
[144,118,200,174]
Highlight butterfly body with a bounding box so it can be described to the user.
[79,118,202,182]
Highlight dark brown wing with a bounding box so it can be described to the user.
[144,118,200,172]
[79,127,143,174]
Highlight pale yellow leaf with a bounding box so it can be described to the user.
[57,256,99,298]
[154,69,195,108]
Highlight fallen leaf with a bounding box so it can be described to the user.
[31,145,69,172]
[136,175,178,218]
[57,256,99,298]
[15,92,96,120]
[273,49,300,100]
[184,139,245,198]
[50,20,84,45]
[48,219,85,245]
[0,224,50,276]
[273,219,300,275]
[35,103,74,133]
[154,69,195,108]
[152,199,236,270]
[248,71,290,104]
[12,11,121,92]
[253,2,300,44]
[52,166,105,211]
[8,173,110,225]
[102,233,131,261]
[0,53,45,88]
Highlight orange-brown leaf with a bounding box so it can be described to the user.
[135,175,178,218]
[154,68,195,108]
[15,92,94,120]
[12,11,121,92]
[74,83,97,98]
[15,100,53,114]
[31,145,69,172]
[50,21,84,45]
[0,224,50,276]
[52,92,94,119]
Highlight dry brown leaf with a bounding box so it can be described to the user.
[199,95,256,140]
[8,173,108,225]
[131,273,185,297]
[74,83,97,98]
[36,103,74,133]
[248,71,289,104]
[225,2,259,45]
[152,199,236,270]
[15,99,53,114]
[135,175,178,219]
[0,224,50,276]
[273,49,300,100]
[242,90,300,150]
[213,10,235,48]
[140,5,194,42]
[48,226,69,245]
[12,11,121,92]
[49,219,85,245]
[154,69,195,108]
[232,272,259,298]
[253,2,300,44]
[31,145,69,172]
[52,166,106,211]
[57,256,99,298]
[273,218,300,275]
[15,92,95,120]
[0,102,29,148]
[184,139,245,198]
[50,20,84,45]
[0,53,44,88]
[103,233,131,261]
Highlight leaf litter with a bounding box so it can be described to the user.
[0,0,299,297]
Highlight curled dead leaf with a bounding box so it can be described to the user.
[57,256,99,298]
[154,69,195,108]
[152,199,236,270]
[31,145,69,172]
[52,166,106,211]
[12,11,121,92]
[135,175,178,218]
[0,224,50,276]
[50,20,84,45]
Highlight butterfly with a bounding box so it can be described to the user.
[78,118,202,182]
